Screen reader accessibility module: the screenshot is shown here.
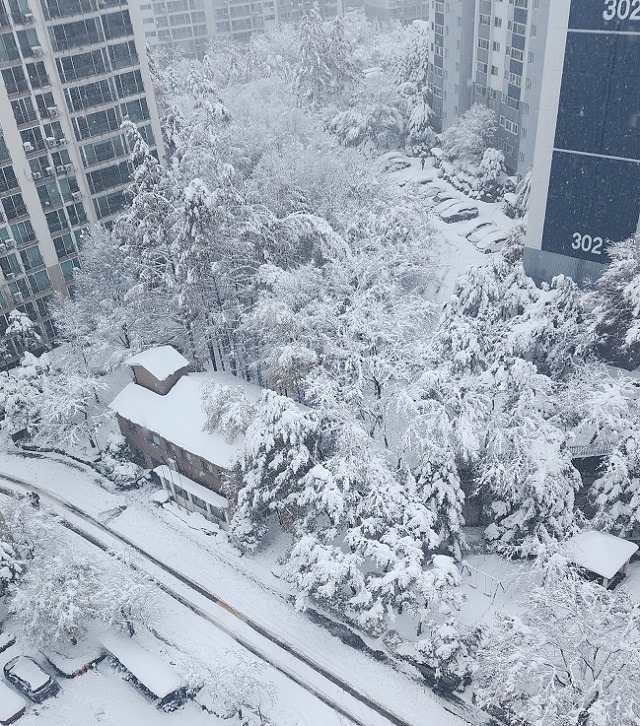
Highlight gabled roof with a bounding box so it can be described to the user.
[125,346,189,382]
[564,530,639,580]
[109,371,263,469]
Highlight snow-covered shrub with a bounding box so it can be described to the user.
[0,540,24,596]
[415,616,480,691]
[96,434,149,490]
[201,382,255,442]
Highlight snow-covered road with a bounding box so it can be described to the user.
[0,448,476,726]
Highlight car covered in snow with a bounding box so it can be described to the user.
[475,230,510,254]
[425,191,458,209]
[3,657,59,703]
[379,154,411,173]
[438,202,479,223]
[0,682,25,725]
[464,221,494,242]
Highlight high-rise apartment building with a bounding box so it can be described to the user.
[0,0,163,365]
[425,0,475,134]
[143,0,344,55]
[470,0,550,176]
[364,0,428,24]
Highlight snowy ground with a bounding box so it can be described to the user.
[0,443,472,726]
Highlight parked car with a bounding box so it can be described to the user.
[427,193,458,211]
[3,657,59,703]
[0,682,25,725]
[379,156,411,173]
[476,230,510,254]
[439,202,479,223]
[433,198,464,215]
[464,221,494,241]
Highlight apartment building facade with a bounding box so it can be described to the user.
[425,0,476,134]
[0,0,163,364]
[470,0,550,176]
[143,0,344,55]
[364,0,429,24]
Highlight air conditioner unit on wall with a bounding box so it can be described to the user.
[13,292,23,303]
[46,106,59,117]
[46,138,56,148]
[5,238,15,248]
[22,141,33,152]
[31,46,44,56]
[55,165,65,174]
[64,163,74,173]
[71,191,82,200]
[31,171,42,180]
[44,166,54,175]
[56,138,66,145]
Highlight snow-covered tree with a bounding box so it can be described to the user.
[201,381,255,443]
[1,310,41,358]
[477,147,504,201]
[0,352,50,439]
[185,651,276,721]
[508,273,595,379]
[441,105,497,167]
[11,550,104,647]
[586,237,640,368]
[475,572,640,726]
[295,8,333,105]
[415,616,479,688]
[591,428,640,537]
[512,168,532,217]
[0,539,23,596]
[326,15,361,99]
[476,358,580,556]
[231,391,319,549]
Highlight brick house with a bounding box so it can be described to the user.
[109,346,262,526]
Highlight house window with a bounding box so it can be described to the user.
[202,460,213,473]
[174,485,187,500]
[150,433,161,446]
[191,494,207,510]
[208,503,225,522]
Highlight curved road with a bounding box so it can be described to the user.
[0,469,476,726]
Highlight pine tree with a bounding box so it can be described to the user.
[586,237,640,368]
[295,7,333,105]
[592,428,640,537]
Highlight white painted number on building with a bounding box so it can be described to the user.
[603,0,640,21]
[572,232,604,255]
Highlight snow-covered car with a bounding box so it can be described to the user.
[433,198,464,216]
[426,191,458,209]
[439,202,479,223]
[475,230,510,254]
[379,156,411,173]
[0,682,25,725]
[464,221,494,241]
[3,657,59,703]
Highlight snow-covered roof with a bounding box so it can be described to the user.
[154,465,228,509]
[564,531,639,580]
[0,682,25,720]
[109,371,263,469]
[125,346,189,382]
[99,631,182,700]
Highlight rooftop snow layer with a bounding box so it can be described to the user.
[125,346,189,382]
[109,371,263,469]
[564,530,639,580]
[99,632,182,700]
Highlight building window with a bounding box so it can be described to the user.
[56,49,109,84]
[3,194,27,221]
[101,10,134,41]
[53,233,76,259]
[191,494,207,510]
[28,269,51,294]
[59,257,79,282]
[150,433,161,446]
[174,485,188,500]
[20,245,44,271]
